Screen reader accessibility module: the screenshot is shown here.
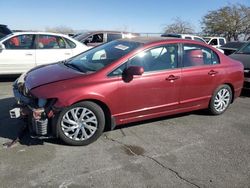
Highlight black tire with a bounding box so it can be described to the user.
[57,101,105,146]
[209,84,232,115]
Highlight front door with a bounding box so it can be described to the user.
[111,44,181,124]
[0,34,36,74]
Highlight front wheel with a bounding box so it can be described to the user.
[209,84,232,115]
[57,101,105,146]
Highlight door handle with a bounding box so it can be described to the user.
[166,75,180,82]
[65,53,71,55]
[208,70,218,76]
[25,53,33,56]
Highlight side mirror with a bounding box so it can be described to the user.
[124,66,144,76]
[122,66,144,83]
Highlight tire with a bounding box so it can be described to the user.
[209,84,232,115]
[57,101,105,146]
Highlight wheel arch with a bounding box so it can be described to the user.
[223,83,235,103]
[72,99,114,132]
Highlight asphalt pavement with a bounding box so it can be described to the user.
[0,77,249,188]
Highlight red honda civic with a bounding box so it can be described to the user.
[10,37,244,146]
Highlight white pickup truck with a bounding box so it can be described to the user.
[203,37,226,48]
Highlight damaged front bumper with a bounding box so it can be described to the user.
[9,79,58,138]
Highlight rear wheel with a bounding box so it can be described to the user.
[209,84,232,115]
[57,101,105,146]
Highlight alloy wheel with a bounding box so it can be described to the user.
[61,107,98,141]
[214,88,231,112]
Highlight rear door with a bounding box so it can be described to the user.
[0,34,36,74]
[35,34,73,66]
[179,43,224,108]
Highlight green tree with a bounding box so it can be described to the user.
[164,17,195,34]
[202,4,250,41]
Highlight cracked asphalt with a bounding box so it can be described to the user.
[0,77,250,188]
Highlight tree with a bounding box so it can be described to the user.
[45,26,75,34]
[164,17,195,34]
[202,4,250,41]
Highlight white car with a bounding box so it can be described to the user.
[0,32,89,75]
[203,37,226,48]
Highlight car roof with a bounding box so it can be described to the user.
[12,31,70,37]
[118,36,197,45]
[79,30,139,34]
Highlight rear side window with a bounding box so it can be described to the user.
[219,39,225,45]
[3,34,35,49]
[185,37,192,40]
[182,44,220,67]
[37,35,66,49]
[107,33,122,42]
[64,38,76,48]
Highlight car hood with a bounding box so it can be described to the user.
[24,63,85,90]
[229,53,250,69]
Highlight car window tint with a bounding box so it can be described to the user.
[129,44,178,72]
[210,39,218,45]
[219,39,225,45]
[107,33,122,42]
[3,34,35,49]
[183,44,220,67]
[37,35,66,49]
[64,38,76,48]
[89,33,104,43]
[238,43,250,54]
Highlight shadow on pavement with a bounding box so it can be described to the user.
[240,89,250,98]
[0,75,19,82]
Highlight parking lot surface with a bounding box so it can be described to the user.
[0,77,250,188]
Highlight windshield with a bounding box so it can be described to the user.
[65,40,142,73]
[74,32,92,41]
[0,33,13,41]
[236,43,250,54]
[203,37,211,43]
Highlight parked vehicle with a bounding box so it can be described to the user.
[0,32,89,75]
[10,37,244,146]
[74,30,139,47]
[0,24,12,39]
[219,41,247,56]
[203,37,226,48]
[229,42,250,89]
[161,33,206,43]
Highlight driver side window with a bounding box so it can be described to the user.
[129,44,178,72]
[108,44,179,77]
[3,34,35,49]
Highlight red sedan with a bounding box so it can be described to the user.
[10,37,244,146]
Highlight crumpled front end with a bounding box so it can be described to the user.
[9,74,57,138]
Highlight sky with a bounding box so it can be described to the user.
[0,0,249,33]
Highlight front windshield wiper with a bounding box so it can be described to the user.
[64,63,84,72]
